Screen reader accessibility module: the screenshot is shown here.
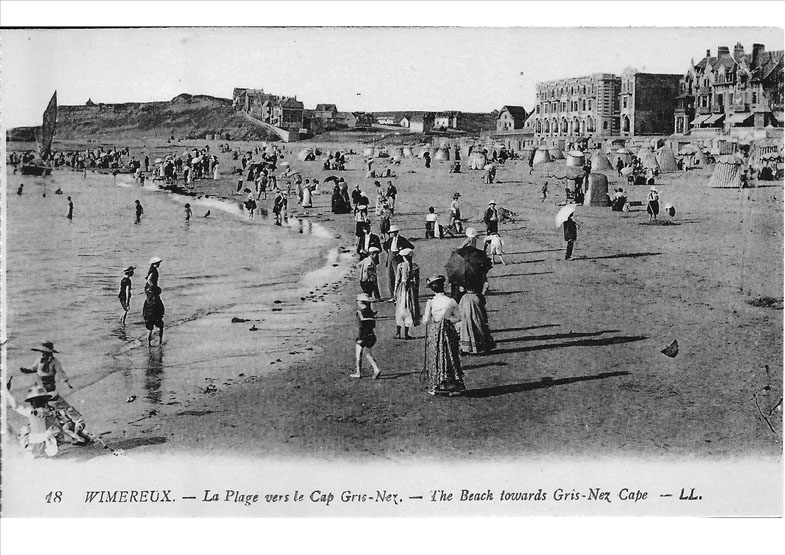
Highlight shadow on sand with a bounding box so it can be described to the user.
[495,329,620,344]
[578,252,662,261]
[464,371,630,398]
[491,334,648,355]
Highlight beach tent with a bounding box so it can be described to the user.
[297,148,314,161]
[265,145,277,156]
[468,151,487,170]
[418,147,433,158]
[389,146,403,158]
[549,148,565,160]
[402,146,414,157]
[532,147,552,165]
[363,147,374,157]
[693,149,710,166]
[638,149,659,171]
[655,148,679,172]
[583,173,610,207]
[434,148,450,162]
[374,147,388,158]
[707,155,742,188]
[590,151,612,170]
[565,151,585,167]
[608,149,633,168]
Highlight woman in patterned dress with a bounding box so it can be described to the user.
[421,275,465,396]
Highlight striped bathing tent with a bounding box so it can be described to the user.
[363,147,374,157]
[590,151,612,170]
[707,155,742,188]
[402,146,414,157]
[655,147,679,172]
[638,148,659,171]
[584,173,610,207]
[565,150,585,167]
[533,147,552,165]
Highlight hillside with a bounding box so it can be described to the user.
[6,94,279,143]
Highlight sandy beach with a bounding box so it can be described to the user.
[9,135,779,462]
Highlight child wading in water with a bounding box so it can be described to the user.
[351,294,382,379]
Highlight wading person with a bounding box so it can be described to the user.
[421,276,465,397]
[184,203,192,222]
[143,285,165,346]
[146,256,162,292]
[118,266,134,324]
[19,341,88,445]
[135,200,144,224]
[66,196,74,220]
[350,294,382,379]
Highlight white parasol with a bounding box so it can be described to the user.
[555,204,578,227]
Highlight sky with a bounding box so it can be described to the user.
[0,4,783,128]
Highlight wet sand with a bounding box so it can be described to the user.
[6,138,783,461]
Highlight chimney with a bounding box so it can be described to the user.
[734,42,744,60]
[717,46,730,57]
[752,43,765,69]
[706,49,711,58]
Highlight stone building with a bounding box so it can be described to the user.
[528,73,621,142]
[674,43,783,136]
[496,105,528,131]
[232,87,304,129]
[619,70,681,136]
[314,103,338,130]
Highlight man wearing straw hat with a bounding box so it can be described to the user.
[19,341,88,444]
[382,225,414,301]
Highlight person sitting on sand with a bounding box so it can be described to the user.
[5,381,62,457]
[350,294,382,379]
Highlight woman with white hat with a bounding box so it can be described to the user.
[422,275,465,396]
[646,186,660,222]
[393,248,419,340]
[350,294,382,379]
[5,380,61,457]
[460,227,480,249]
[146,256,162,292]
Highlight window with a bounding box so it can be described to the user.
[588,100,592,110]
[622,97,628,109]
[752,91,758,104]
[536,105,540,114]
[603,121,608,130]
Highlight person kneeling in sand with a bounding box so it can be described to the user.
[351,294,381,379]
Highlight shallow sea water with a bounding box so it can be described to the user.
[4,170,343,433]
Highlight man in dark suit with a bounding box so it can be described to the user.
[357,222,382,256]
[382,225,414,300]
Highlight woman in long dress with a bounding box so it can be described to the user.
[647,186,660,221]
[459,287,495,354]
[375,181,386,216]
[393,248,419,340]
[301,183,313,208]
[421,275,465,396]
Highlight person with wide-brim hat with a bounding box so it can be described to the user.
[146,256,162,291]
[358,245,382,301]
[422,275,465,397]
[483,200,499,235]
[19,341,89,445]
[382,225,414,301]
[5,380,61,457]
[646,186,660,222]
[460,227,480,250]
[119,266,135,324]
[351,293,382,379]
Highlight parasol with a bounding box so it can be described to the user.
[445,247,492,292]
[323,175,341,185]
[154,158,163,164]
[620,166,634,176]
[555,204,577,227]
